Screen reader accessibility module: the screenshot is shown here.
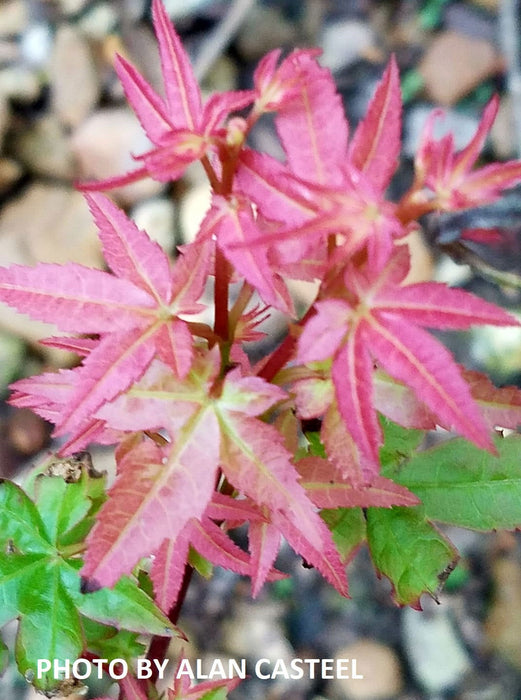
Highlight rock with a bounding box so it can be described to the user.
[0,64,41,102]
[71,108,165,205]
[402,600,472,695]
[0,94,8,148]
[178,182,212,244]
[131,197,176,253]
[445,4,497,43]
[0,183,102,268]
[222,600,294,663]
[50,24,101,128]
[0,330,25,396]
[404,103,481,160]
[12,115,76,180]
[328,639,403,700]
[0,184,103,363]
[20,23,53,68]
[6,409,51,456]
[418,30,501,106]
[236,5,298,61]
[0,158,23,195]
[469,0,499,9]
[485,550,521,669]
[78,2,118,40]
[470,322,521,381]
[0,0,28,38]
[319,20,376,74]
[490,94,518,159]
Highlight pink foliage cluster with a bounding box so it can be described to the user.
[1,0,521,607]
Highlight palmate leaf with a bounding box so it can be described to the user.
[366,506,459,608]
[82,354,347,600]
[387,433,521,530]
[0,192,210,449]
[297,247,519,477]
[0,476,175,695]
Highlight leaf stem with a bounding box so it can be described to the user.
[145,564,194,683]
[214,246,230,341]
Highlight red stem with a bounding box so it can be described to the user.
[214,246,230,341]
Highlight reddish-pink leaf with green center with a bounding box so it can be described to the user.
[405,95,521,215]
[82,407,220,589]
[80,0,254,190]
[297,247,519,477]
[0,192,209,448]
[297,455,419,508]
[87,354,347,596]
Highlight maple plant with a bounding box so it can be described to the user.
[2,1,521,697]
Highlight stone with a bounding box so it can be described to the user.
[50,24,101,128]
[0,158,23,195]
[485,551,521,669]
[490,94,519,159]
[402,600,472,694]
[78,3,118,39]
[418,30,501,106]
[0,330,25,396]
[131,197,176,253]
[20,23,53,68]
[236,5,298,61]
[0,0,28,38]
[70,107,165,205]
[178,182,212,244]
[404,104,481,159]
[329,639,403,700]
[12,115,76,180]
[0,65,41,102]
[0,183,102,268]
[0,184,103,363]
[319,20,376,74]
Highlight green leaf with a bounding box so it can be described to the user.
[379,417,425,470]
[199,688,230,700]
[75,575,176,637]
[82,617,145,662]
[366,506,458,607]
[391,434,521,530]
[0,478,176,694]
[321,507,366,562]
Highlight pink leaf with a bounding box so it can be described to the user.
[274,52,349,186]
[349,56,401,192]
[0,263,155,333]
[114,53,173,144]
[297,456,419,508]
[85,192,173,301]
[248,516,281,597]
[151,0,202,130]
[82,409,219,587]
[55,328,156,437]
[219,413,348,595]
[364,315,494,451]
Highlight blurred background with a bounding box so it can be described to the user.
[1,1,521,698]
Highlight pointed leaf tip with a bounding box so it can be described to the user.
[81,576,102,594]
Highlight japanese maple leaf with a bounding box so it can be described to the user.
[400,95,521,218]
[151,494,285,612]
[80,0,253,191]
[234,57,405,270]
[0,192,209,444]
[82,353,347,597]
[297,247,519,479]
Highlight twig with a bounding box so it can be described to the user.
[498,0,521,156]
[193,0,256,83]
